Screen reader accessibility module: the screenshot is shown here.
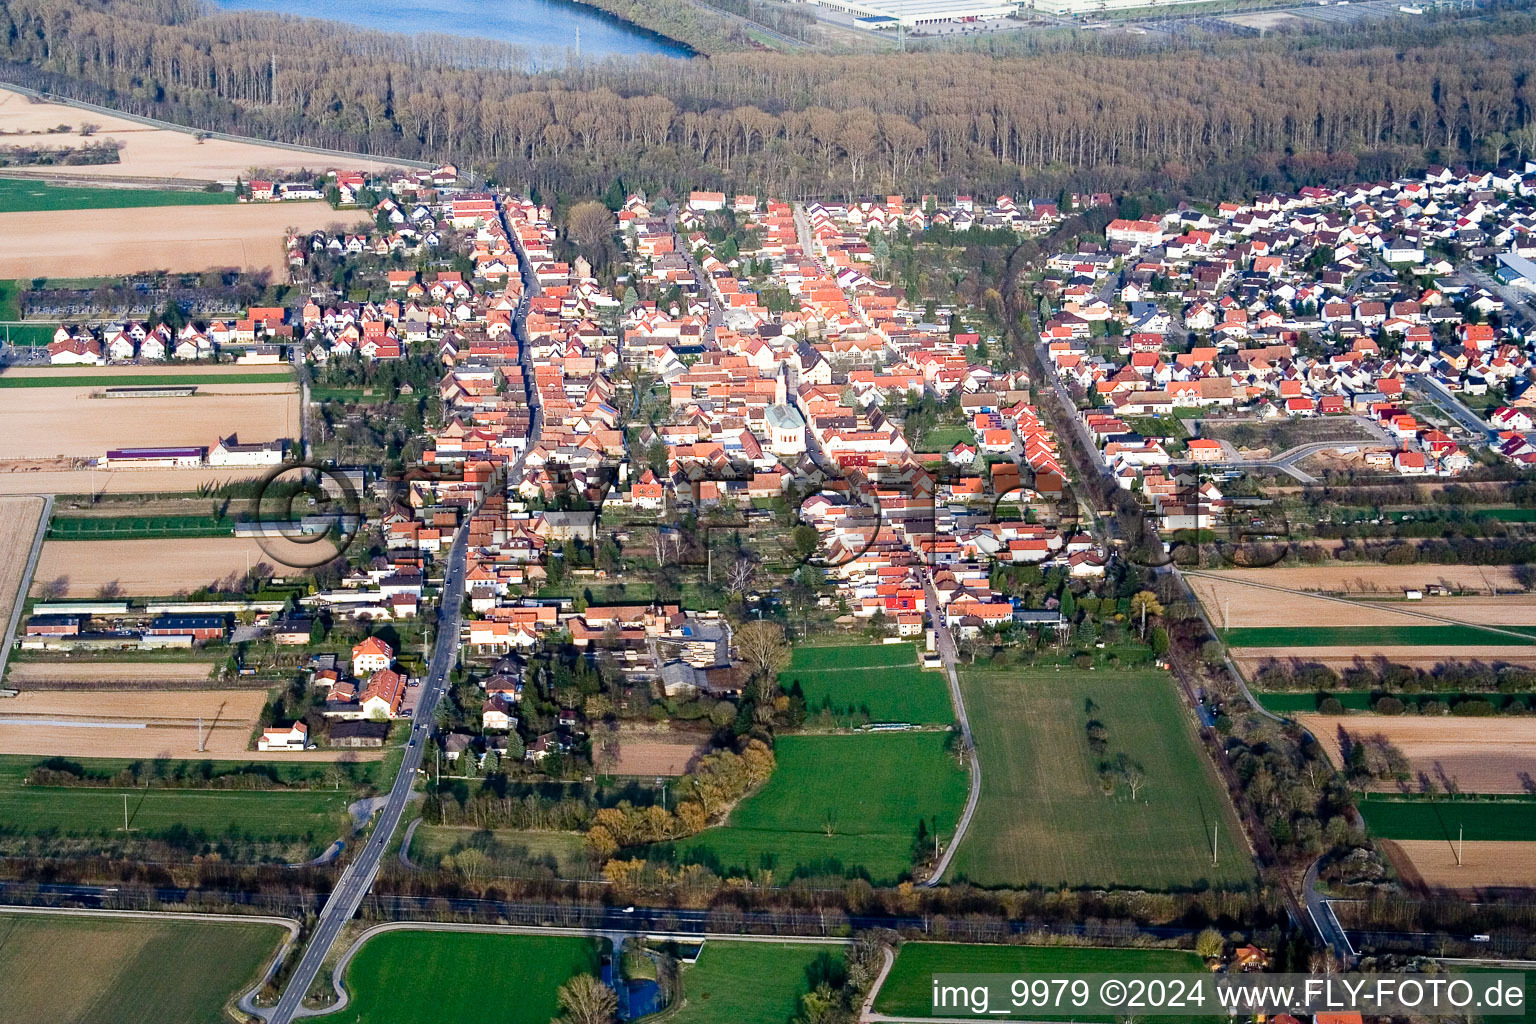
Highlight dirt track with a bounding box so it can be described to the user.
[0,87,412,181]
[0,382,298,460]
[33,536,339,596]
[1301,714,1536,794]
[1384,839,1536,892]
[0,202,364,277]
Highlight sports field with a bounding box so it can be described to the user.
[0,910,282,1024]
[0,754,353,849]
[949,670,1251,890]
[1359,795,1536,842]
[874,943,1209,1021]
[319,930,600,1024]
[655,732,967,884]
[779,641,953,724]
[0,178,237,213]
[670,941,846,1024]
[1222,625,1536,647]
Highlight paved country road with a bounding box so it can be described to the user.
[919,566,980,887]
[262,523,473,1023]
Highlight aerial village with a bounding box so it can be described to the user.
[19,161,1536,762]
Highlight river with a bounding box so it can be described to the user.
[212,0,693,61]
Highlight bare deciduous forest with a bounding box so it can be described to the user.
[0,0,1532,201]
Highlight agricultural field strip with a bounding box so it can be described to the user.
[1302,714,1536,795]
[1383,839,1536,891]
[0,372,293,388]
[1188,571,1536,645]
[0,907,289,1024]
[0,178,238,213]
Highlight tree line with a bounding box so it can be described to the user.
[2,0,1535,203]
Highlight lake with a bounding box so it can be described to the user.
[213,0,693,61]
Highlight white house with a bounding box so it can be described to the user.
[257,721,309,751]
[351,636,394,677]
[209,435,286,468]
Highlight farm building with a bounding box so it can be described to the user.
[257,722,309,751]
[103,446,206,468]
[329,720,390,747]
[209,434,286,467]
[23,615,81,636]
[102,385,197,399]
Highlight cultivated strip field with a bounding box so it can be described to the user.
[1302,714,1536,794]
[0,87,414,180]
[0,688,264,758]
[0,365,294,380]
[949,669,1251,890]
[0,378,298,460]
[0,495,46,643]
[1224,625,1536,647]
[0,911,284,1024]
[1193,565,1519,597]
[33,536,339,596]
[1384,839,1536,891]
[0,465,264,496]
[7,661,217,686]
[0,203,366,278]
[0,177,237,212]
[1189,573,1536,628]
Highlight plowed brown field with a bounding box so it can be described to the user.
[0,86,413,180]
[1301,714,1536,794]
[612,737,708,776]
[7,662,217,685]
[0,203,366,278]
[33,536,339,596]
[0,381,298,460]
[1384,839,1536,891]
